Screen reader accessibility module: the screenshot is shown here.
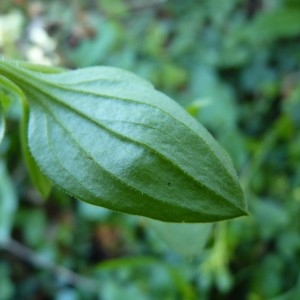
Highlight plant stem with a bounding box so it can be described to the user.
[1,238,99,291]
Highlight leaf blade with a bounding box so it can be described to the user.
[20,102,52,198]
[0,60,248,222]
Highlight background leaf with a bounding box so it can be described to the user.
[248,9,300,42]
[0,102,4,144]
[145,219,213,258]
[0,161,18,245]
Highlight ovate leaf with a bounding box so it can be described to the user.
[0,59,248,222]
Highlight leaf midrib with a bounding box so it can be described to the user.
[1,60,237,189]
[32,93,221,220]
[0,61,245,212]
[30,86,244,213]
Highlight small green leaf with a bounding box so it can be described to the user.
[0,161,18,244]
[0,59,248,222]
[145,219,213,257]
[0,102,4,145]
[0,73,52,198]
[248,9,300,42]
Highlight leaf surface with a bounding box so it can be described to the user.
[0,60,248,222]
[20,103,52,198]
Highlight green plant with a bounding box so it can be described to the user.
[0,57,247,223]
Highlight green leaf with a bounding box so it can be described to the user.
[0,161,18,245]
[0,102,4,145]
[0,59,248,222]
[97,256,196,299]
[0,76,13,145]
[145,219,213,257]
[21,102,52,198]
[0,73,52,198]
[248,9,300,42]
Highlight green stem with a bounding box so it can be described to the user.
[0,57,65,74]
[0,60,41,95]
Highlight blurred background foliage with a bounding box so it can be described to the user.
[0,0,300,299]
